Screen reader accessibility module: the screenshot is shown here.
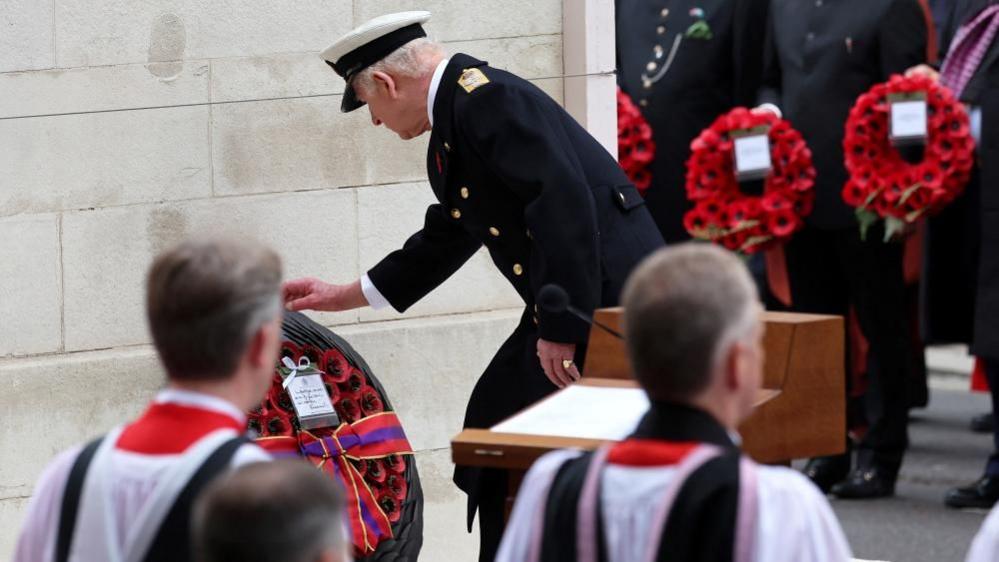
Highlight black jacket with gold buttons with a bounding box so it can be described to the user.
[367,53,664,344]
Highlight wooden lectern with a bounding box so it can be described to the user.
[451,310,846,507]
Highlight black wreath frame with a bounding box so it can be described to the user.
[281,311,424,562]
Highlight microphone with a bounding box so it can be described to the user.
[538,284,624,340]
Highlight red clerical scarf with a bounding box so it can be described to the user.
[116,398,245,454]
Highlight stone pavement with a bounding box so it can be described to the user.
[819,378,993,562]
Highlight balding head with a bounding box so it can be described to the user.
[622,243,762,414]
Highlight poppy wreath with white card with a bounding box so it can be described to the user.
[842,74,975,240]
[248,311,423,561]
[683,107,816,254]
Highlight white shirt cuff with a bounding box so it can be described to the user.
[360,273,391,310]
[970,106,982,147]
[756,103,782,119]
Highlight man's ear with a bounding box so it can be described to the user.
[371,70,399,99]
[247,319,279,369]
[722,342,744,391]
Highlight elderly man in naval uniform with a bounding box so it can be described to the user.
[282,11,664,561]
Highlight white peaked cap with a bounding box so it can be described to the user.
[321,11,431,65]
[320,11,432,112]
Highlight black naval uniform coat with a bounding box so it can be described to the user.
[616,0,770,243]
[758,0,927,471]
[366,52,664,539]
[922,0,999,359]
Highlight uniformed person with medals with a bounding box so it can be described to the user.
[615,0,771,243]
[282,11,664,561]
[496,245,853,562]
[757,0,928,499]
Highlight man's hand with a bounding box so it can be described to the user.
[536,339,581,389]
[752,103,782,118]
[906,64,940,82]
[282,278,368,312]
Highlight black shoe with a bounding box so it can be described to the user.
[971,413,995,434]
[945,476,999,509]
[803,454,851,494]
[830,465,897,499]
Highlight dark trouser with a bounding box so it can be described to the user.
[984,360,999,477]
[454,310,589,562]
[782,225,913,472]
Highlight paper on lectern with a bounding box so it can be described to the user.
[492,385,649,440]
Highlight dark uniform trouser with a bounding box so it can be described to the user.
[783,225,913,472]
[455,309,589,562]
[983,360,999,477]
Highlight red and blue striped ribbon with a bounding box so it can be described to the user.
[256,412,413,553]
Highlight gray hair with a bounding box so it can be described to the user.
[351,37,446,97]
[621,243,760,402]
[193,460,348,562]
[146,236,283,382]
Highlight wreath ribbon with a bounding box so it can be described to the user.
[257,412,413,553]
[280,356,312,389]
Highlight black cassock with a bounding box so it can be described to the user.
[540,404,745,562]
[616,0,770,243]
[366,53,664,558]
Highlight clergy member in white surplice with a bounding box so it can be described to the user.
[13,238,283,562]
[496,243,852,562]
[967,502,999,562]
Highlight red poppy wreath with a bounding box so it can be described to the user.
[617,88,655,194]
[249,312,420,560]
[683,107,816,254]
[842,74,974,240]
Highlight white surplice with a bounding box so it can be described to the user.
[13,389,269,562]
[496,448,854,562]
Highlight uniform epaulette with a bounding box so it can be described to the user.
[458,68,490,93]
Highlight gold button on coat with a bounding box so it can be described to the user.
[460,187,470,199]
[489,227,500,237]
[444,141,451,152]
[513,264,524,276]
[451,209,461,219]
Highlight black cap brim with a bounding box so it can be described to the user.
[341,83,365,113]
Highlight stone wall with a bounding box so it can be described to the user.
[0,2,612,560]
